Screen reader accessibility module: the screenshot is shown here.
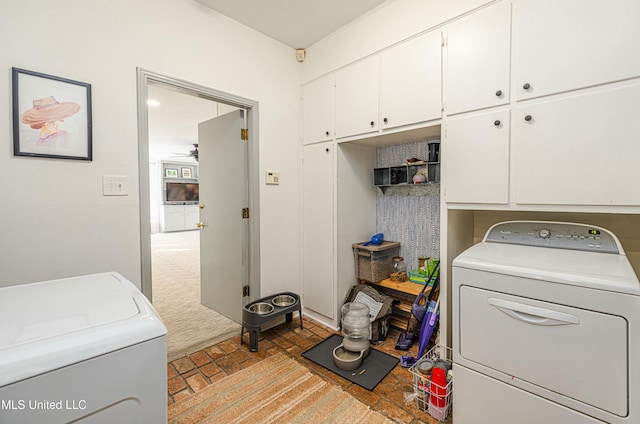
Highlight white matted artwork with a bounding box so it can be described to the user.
[12,67,92,161]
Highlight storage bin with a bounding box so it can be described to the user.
[352,241,400,282]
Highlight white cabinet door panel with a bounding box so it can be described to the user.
[302,143,335,318]
[380,31,442,129]
[444,110,510,204]
[515,0,640,101]
[513,85,640,205]
[302,74,334,145]
[335,56,379,138]
[446,2,511,115]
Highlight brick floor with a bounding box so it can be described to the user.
[167,316,450,424]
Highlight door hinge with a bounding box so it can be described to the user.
[242,285,250,297]
[241,128,249,141]
[242,207,250,219]
[441,33,447,47]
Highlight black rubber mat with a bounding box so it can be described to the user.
[302,334,399,391]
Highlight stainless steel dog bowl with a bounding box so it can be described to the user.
[332,345,365,371]
[272,294,296,307]
[248,302,274,315]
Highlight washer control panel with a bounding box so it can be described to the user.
[485,221,619,254]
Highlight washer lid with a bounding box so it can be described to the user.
[454,242,640,295]
[0,272,166,387]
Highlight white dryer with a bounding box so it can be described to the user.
[0,272,167,424]
[452,221,640,424]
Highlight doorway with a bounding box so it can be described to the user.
[137,69,261,359]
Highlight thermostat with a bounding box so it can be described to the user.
[266,170,280,185]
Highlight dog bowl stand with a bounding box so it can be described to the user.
[241,292,303,352]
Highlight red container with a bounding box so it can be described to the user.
[430,368,447,408]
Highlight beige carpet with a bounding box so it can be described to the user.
[151,230,241,361]
[167,353,394,424]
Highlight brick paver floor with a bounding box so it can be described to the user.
[167,316,449,423]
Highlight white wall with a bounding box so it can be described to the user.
[0,0,301,294]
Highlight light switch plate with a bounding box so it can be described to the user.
[265,170,280,185]
[102,175,128,196]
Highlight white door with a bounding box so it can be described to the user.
[380,30,442,128]
[513,85,640,206]
[443,110,510,204]
[514,0,640,101]
[302,142,334,318]
[334,56,380,138]
[445,2,511,115]
[302,74,334,145]
[198,110,248,323]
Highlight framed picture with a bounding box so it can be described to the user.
[12,67,92,161]
[165,168,178,178]
[181,167,192,178]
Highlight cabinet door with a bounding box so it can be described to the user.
[443,110,510,204]
[446,2,511,115]
[515,0,640,101]
[302,143,335,318]
[163,205,185,232]
[335,56,379,138]
[184,205,200,230]
[380,31,442,129]
[302,74,334,145]
[513,85,640,205]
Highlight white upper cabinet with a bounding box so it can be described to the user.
[302,74,334,145]
[335,56,380,139]
[515,0,640,101]
[443,110,510,204]
[380,31,442,129]
[513,84,640,206]
[445,2,511,115]
[335,30,443,139]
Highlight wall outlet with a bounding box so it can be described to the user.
[265,170,280,185]
[102,175,128,196]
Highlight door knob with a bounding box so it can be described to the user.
[199,203,205,209]
[195,222,207,229]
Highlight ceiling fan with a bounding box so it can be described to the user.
[170,144,199,161]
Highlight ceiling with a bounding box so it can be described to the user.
[196,0,390,49]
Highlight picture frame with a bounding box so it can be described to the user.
[12,67,92,161]
[165,168,179,178]
[181,167,192,178]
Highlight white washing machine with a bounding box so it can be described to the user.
[452,221,640,424]
[0,272,167,424]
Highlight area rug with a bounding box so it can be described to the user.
[167,353,393,424]
[302,334,399,391]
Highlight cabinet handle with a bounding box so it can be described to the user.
[325,131,330,137]
[523,83,531,90]
[325,148,330,153]
[524,115,532,122]
[495,90,503,97]
[494,120,501,126]
[370,121,375,127]
[383,117,388,124]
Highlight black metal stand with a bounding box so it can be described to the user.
[240,292,303,352]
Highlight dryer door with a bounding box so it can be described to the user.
[459,286,627,416]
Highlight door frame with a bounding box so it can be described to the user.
[136,68,260,303]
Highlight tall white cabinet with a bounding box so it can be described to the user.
[301,142,334,318]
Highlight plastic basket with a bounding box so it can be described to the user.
[408,345,453,421]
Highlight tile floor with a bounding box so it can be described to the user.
[167,316,449,424]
